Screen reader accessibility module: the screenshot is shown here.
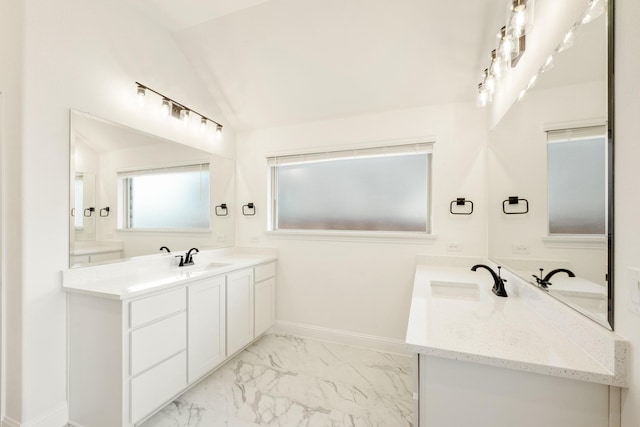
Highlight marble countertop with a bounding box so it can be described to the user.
[406,263,626,387]
[63,250,277,300]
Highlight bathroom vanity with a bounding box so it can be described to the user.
[63,249,277,427]
[406,256,628,427]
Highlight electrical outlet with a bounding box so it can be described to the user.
[512,244,530,254]
[447,242,462,252]
[216,234,226,242]
[628,268,640,316]
[249,236,260,244]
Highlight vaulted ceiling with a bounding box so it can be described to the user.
[129,0,601,131]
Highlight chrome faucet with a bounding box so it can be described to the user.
[471,264,508,297]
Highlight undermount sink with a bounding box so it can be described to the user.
[182,262,232,274]
[431,280,480,301]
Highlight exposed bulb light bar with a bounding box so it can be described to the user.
[134,82,223,139]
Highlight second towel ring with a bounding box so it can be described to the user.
[242,203,256,216]
[502,196,529,215]
[215,204,229,216]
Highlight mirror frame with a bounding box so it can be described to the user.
[607,0,615,329]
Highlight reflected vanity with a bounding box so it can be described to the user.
[487,2,613,328]
[69,110,236,268]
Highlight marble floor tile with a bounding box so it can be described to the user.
[141,334,414,427]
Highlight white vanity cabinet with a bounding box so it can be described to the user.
[68,287,189,427]
[67,257,278,427]
[254,262,276,336]
[187,275,226,383]
[416,355,611,427]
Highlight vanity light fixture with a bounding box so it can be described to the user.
[134,82,223,140]
[477,2,531,107]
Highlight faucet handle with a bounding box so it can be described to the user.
[175,255,184,267]
[497,266,507,282]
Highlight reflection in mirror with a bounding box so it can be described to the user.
[69,110,235,268]
[488,3,612,328]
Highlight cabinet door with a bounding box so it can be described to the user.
[254,277,275,337]
[188,276,226,383]
[226,268,254,356]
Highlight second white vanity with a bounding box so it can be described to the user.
[63,249,277,427]
[406,256,628,427]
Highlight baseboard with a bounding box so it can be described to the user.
[1,417,21,427]
[2,402,68,427]
[272,320,410,356]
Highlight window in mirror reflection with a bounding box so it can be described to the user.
[547,126,606,235]
[118,164,210,230]
[74,175,84,229]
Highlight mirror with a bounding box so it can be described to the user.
[488,3,612,328]
[69,110,235,268]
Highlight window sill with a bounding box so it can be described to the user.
[116,228,212,234]
[265,229,437,244]
[542,235,606,249]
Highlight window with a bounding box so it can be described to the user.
[118,164,210,230]
[268,143,431,233]
[546,126,606,235]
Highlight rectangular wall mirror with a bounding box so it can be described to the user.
[488,2,613,329]
[69,110,235,268]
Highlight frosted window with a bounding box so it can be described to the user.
[273,152,430,232]
[547,137,605,234]
[120,165,210,229]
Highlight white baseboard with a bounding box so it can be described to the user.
[2,402,68,427]
[1,417,21,427]
[272,320,410,356]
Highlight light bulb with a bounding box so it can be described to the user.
[180,109,190,125]
[216,125,223,140]
[200,117,208,132]
[137,86,146,107]
[483,69,495,95]
[477,83,489,107]
[161,98,171,116]
[490,50,502,81]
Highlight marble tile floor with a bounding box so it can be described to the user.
[141,334,414,427]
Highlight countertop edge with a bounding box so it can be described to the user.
[406,343,621,387]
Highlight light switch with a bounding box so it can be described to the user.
[628,268,640,315]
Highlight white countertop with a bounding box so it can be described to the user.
[406,264,625,387]
[63,251,277,300]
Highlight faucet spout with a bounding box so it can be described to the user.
[471,264,508,297]
[542,268,575,284]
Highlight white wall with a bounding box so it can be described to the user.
[8,0,237,425]
[236,103,488,341]
[0,0,24,423]
[615,0,640,424]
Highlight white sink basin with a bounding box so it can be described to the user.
[431,281,480,301]
[181,262,232,274]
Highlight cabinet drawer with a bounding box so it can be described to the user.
[131,312,186,376]
[130,288,186,328]
[254,262,275,282]
[130,351,186,423]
